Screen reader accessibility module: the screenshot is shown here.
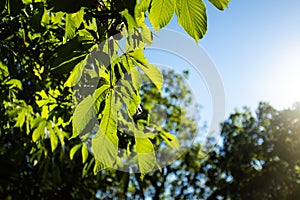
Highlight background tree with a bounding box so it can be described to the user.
[201,102,300,199]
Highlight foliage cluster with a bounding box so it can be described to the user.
[0,0,230,178]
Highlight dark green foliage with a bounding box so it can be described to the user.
[202,103,300,199]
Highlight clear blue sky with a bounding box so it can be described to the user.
[153,0,300,118]
[144,0,300,140]
[200,0,300,114]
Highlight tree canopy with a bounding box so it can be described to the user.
[201,103,300,199]
[0,0,235,199]
[0,0,231,179]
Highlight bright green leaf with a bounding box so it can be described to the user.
[175,0,207,42]
[135,137,156,177]
[22,0,45,4]
[209,0,230,10]
[70,144,82,160]
[0,61,9,78]
[64,9,84,42]
[120,9,138,30]
[82,158,94,177]
[116,79,141,116]
[149,0,175,31]
[32,119,47,142]
[138,0,151,12]
[81,144,89,164]
[161,131,179,149]
[6,79,22,90]
[122,54,142,91]
[94,84,110,110]
[93,159,108,175]
[72,95,97,138]
[15,108,26,128]
[92,91,118,168]
[128,49,163,92]
[64,55,88,87]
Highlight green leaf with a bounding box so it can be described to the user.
[138,0,151,12]
[135,137,156,176]
[149,0,175,31]
[175,0,207,42]
[48,122,58,151]
[82,158,94,177]
[92,91,118,168]
[70,144,82,160]
[50,36,93,74]
[72,95,96,138]
[94,84,110,110]
[120,9,138,30]
[209,0,230,10]
[128,49,163,92]
[64,55,88,87]
[22,0,46,3]
[0,61,9,78]
[81,144,89,163]
[116,79,141,116]
[122,53,142,91]
[93,159,108,175]
[72,83,110,139]
[15,107,26,127]
[32,119,47,142]
[64,9,84,42]
[55,126,68,147]
[161,131,179,149]
[6,79,22,90]
[13,106,32,129]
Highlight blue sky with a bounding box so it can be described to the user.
[144,0,300,140]
[148,0,300,118]
[200,0,300,114]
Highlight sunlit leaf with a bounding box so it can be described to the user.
[82,158,94,177]
[64,9,84,42]
[22,0,46,4]
[122,54,142,91]
[32,119,47,142]
[161,131,179,149]
[72,95,96,138]
[92,91,118,168]
[175,0,207,42]
[81,143,89,163]
[138,0,151,12]
[15,107,26,128]
[209,0,230,10]
[149,0,175,31]
[0,61,9,78]
[70,144,82,160]
[116,79,141,116]
[64,55,88,87]
[128,49,163,92]
[93,159,108,175]
[94,84,110,110]
[6,79,22,90]
[135,137,156,177]
[120,9,138,30]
